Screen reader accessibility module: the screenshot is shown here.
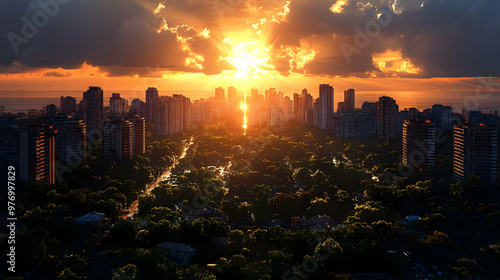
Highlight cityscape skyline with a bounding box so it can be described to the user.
[2,1,500,279]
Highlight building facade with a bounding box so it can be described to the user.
[453,124,498,182]
[104,120,133,159]
[402,119,436,168]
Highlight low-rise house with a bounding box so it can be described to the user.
[75,211,105,225]
[188,208,229,222]
[402,215,420,226]
[307,215,337,232]
[155,242,196,266]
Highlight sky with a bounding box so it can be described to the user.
[1,0,500,98]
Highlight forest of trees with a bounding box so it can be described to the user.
[2,121,500,280]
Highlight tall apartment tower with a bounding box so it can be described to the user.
[47,119,87,166]
[293,92,299,121]
[453,124,497,182]
[215,87,225,102]
[154,97,184,135]
[146,87,159,123]
[104,120,133,159]
[266,88,277,106]
[110,93,128,114]
[125,115,146,156]
[344,89,355,110]
[46,104,57,119]
[319,84,334,130]
[278,91,284,107]
[19,124,57,185]
[131,98,147,117]
[432,104,453,130]
[228,86,238,105]
[362,101,378,116]
[173,94,192,132]
[251,88,259,104]
[378,96,399,140]
[402,119,436,168]
[313,98,320,127]
[83,86,104,139]
[60,96,77,114]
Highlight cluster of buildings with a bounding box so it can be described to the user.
[1,84,499,185]
[1,87,149,185]
[234,84,499,183]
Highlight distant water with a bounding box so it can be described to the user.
[0,90,213,113]
[1,90,500,113]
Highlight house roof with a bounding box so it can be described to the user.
[155,242,196,253]
[75,211,105,224]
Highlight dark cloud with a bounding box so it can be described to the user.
[1,0,499,78]
[42,71,71,77]
[0,0,232,75]
[261,0,500,77]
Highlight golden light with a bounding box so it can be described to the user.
[372,49,422,75]
[330,0,347,14]
[240,101,248,132]
[222,39,274,79]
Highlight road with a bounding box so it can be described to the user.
[121,137,194,219]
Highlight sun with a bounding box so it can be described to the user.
[222,39,274,79]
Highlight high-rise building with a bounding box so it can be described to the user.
[332,113,378,139]
[278,91,284,107]
[453,124,497,182]
[378,96,399,140]
[173,94,191,132]
[266,88,277,106]
[82,86,104,139]
[60,96,77,114]
[47,119,87,166]
[251,88,259,104]
[293,92,299,121]
[110,93,128,115]
[215,87,225,102]
[268,105,284,127]
[313,99,320,127]
[228,86,238,105]
[402,119,436,168]
[319,84,334,130]
[125,115,146,156]
[305,92,313,111]
[131,98,147,117]
[19,124,56,185]
[155,97,184,135]
[104,120,133,159]
[344,89,355,110]
[284,96,293,121]
[337,102,346,114]
[46,104,57,119]
[146,87,159,123]
[432,104,453,130]
[362,101,378,116]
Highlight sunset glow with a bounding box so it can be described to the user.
[222,39,273,79]
[3,2,500,278]
[240,101,248,133]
